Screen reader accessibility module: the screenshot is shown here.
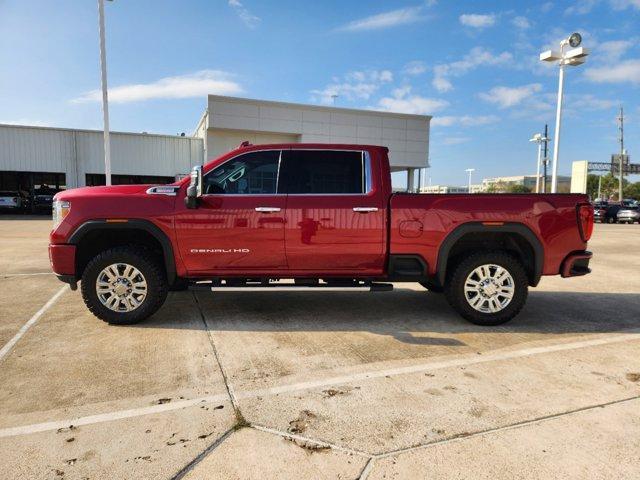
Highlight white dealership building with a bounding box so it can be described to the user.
[0,95,430,193]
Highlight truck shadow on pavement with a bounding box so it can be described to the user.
[133,289,640,347]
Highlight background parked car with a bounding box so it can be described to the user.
[0,190,28,212]
[617,205,640,224]
[594,204,622,223]
[31,185,58,213]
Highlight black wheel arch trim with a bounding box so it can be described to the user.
[435,222,544,287]
[67,219,177,284]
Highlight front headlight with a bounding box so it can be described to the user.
[52,200,71,230]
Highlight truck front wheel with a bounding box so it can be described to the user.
[80,246,168,325]
[444,251,528,326]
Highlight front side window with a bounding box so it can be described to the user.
[203,150,280,195]
[280,150,364,194]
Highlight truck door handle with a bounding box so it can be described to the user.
[255,207,281,213]
[353,207,378,213]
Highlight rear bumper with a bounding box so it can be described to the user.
[560,251,592,278]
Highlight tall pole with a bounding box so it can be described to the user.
[98,0,112,186]
[535,141,542,193]
[618,106,624,202]
[542,124,549,193]
[465,168,474,193]
[551,62,565,193]
[597,175,602,200]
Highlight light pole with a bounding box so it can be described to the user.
[529,132,550,193]
[465,168,475,193]
[540,33,589,193]
[98,0,113,185]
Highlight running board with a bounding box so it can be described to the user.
[189,282,394,293]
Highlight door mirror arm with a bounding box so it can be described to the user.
[185,165,203,209]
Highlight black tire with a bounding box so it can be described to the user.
[444,251,528,326]
[80,246,168,325]
[419,281,444,293]
[169,278,190,292]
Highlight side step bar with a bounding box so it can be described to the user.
[189,281,394,293]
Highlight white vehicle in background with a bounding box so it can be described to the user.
[0,191,26,212]
[617,204,640,224]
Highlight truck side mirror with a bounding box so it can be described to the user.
[185,165,203,209]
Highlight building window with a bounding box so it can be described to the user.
[85,174,175,186]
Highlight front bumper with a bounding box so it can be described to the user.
[49,244,76,276]
[561,251,592,278]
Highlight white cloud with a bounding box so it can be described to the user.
[610,0,640,9]
[541,2,554,12]
[511,16,530,29]
[374,87,448,115]
[339,6,429,32]
[431,115,499,127]
[432,47,512,92]
[403,60,427,76]
[0,119,51,127]
[568,94,619,110]
[565,0,599,14]
[310,70,393,104]
[479,83,542,108]
[459,13,496,28]
[442,136,471,145]
[584,59,640,84]
[228,0,260,28]
[596,40,635,61]
[73,70,243,104]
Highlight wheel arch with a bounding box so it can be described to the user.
[68,219,176,285]
[436,222,544,287]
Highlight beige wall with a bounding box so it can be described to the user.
[207,130,300,160]
[204,95,430,169]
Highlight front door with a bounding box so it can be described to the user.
[279,149,386,275]
[175,149,287,273]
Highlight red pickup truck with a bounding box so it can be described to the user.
[49,143,593,326]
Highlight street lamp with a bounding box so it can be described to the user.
[529,132,550,193]
[98,0,113,185]
[465,168,475,193]
[540,32,589,193]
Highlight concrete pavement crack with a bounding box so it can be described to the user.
[192,292,246,426]
[373,394,640,460]
[170,427,235,480]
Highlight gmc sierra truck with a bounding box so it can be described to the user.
[49,143,594,326]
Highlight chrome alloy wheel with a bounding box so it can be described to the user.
[96,263,147,312]
[464,264,515,314]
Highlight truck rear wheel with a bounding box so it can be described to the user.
[80,246,168,325]
[444,251,528,326]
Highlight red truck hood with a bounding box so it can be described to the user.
[55,184,156,200]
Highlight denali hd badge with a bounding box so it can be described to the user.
[191,248,250,253]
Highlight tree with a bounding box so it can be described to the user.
[486,181,509,193]
[508,184,531,193]
[586,174,600,200]
[624,182,640,200]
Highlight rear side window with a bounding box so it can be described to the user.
[203,150,280,194]
[280,150,364,194]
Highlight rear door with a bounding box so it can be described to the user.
[279,149,385,275]
[175,149,287,273]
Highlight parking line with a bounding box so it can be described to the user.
[0,394,229,439]
[0,285,67,362]
[235,328,640,400]
[0,329,638,439]
[1,272,54,277]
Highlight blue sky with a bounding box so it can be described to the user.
[0,0,639,186]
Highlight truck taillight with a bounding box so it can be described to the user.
[577,204,594,242]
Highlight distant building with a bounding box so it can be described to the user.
[481,175,571,193]
[420,184,469,194]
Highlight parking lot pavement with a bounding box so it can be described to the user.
[0,216,53,275]
[0,220,639,479]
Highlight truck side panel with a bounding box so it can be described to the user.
[389,193,589,277]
